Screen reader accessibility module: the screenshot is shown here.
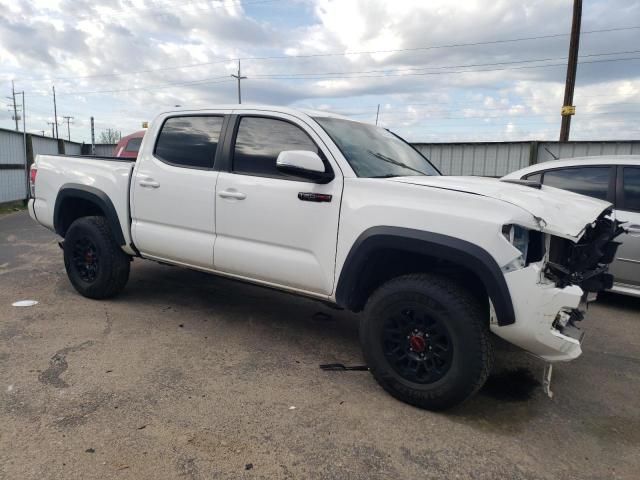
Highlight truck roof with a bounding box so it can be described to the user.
[159,105,352,121]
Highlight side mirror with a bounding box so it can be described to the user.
[276,150,334,183]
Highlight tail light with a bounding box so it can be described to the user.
[29,167,37,198]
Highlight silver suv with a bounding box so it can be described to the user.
[503,156,640,297]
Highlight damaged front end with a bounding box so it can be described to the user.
[544,209,625,337]
[545,209,625,292]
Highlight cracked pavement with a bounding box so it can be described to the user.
[1,211,640,479]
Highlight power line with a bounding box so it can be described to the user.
[248,56,640,81]
[251,49,640,78]
[238,26,640,62]
[56,76,234,96]
[15,25,640,84]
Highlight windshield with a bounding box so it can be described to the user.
[314,117,439,178]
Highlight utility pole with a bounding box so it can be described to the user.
[21,91,26,197]
[90,116,96,155]
[63,116,74,141]
[11,81,19,130]
[375,104,380,126]
[52,85,59,139]
[559,0,582,142]
[231,59,247,104]
[47,121,56,137]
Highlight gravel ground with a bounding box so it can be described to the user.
[1,211,639,480]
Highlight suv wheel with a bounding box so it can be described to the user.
[63,216,130,299]
[360,273,492,410]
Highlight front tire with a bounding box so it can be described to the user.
[63,216,130,299]
[360,273,492,410]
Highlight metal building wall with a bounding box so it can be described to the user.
[414,141,640,176]
[31,135,60,156]
[536,141,640,163]
[63,141,82,155]
[414,142,531,177]
[0,128,27,202]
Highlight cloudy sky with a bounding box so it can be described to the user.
[1,0,639,143]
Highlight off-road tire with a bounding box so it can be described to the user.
[360,273,493,410]
[63,216,130,299]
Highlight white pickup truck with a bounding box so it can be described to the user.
[28,105,622,410]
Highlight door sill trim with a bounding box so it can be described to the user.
[139,253,333,302]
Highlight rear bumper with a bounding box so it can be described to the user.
[491,264,584,362]
[28,198,37,221]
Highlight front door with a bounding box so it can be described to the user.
[611,166,640,288]
[131,114,226,268]
[214,113,343,295]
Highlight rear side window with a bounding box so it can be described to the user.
[622,167,640,211]
[233,117,318,178]
[125,137,142,153]
[542,167,611,201]
[154,116,223,168]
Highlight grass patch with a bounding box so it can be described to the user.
[0,201,26,216]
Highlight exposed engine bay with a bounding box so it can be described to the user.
[545,209,625,293]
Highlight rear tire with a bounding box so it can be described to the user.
[63,216,130,299]
[360,273,492,410]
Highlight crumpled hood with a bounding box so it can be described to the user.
[388,175,612,240]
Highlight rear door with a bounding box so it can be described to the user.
[611,166,640,288]
[213,112,343,295]
[131,113,228,268]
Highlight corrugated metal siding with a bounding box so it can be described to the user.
[93,144,116,156]
[31,136,60,156]
[414,141,640,176]
[0,129,27,202]
[414,142,531,176]
[537,141,640,163]
[0,169,27,203]
[63,141,82,155]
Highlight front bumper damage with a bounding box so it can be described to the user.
[491,209,624,362]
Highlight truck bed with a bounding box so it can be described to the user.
[30,154,136,253]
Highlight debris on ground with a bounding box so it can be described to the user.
[12,300,38,307]
[319,363,369,371]
[245,463,253,470]
[85,448,95,453]
[312,312,332,322]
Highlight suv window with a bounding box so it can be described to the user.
[542,167,611,201]
[622,167,640,212]
[233,117,318,178]
[125,137,142,153]
[154,116,223,168]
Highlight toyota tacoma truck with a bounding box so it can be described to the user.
[28,106,622,410]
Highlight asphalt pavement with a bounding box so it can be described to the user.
[1,211,639,479]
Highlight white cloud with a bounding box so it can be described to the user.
[0,0,638,142]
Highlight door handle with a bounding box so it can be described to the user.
[218,190,246,200]
[139,178,160,188]
[627,224,640,235]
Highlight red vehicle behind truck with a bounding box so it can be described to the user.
[114,130,145,158]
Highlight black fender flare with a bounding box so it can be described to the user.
[335,226,516,326]
[54,184,126,246]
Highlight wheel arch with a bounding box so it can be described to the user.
[54,184,126,246]
[335,226,516,326]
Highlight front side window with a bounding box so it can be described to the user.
[125,137,142,153]
[154,116,223,168]
[233,117,319,177]
[542,167,611,201]
[622,167,640,211]
[314,117,438,178]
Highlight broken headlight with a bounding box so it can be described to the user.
[501,224,530,271]
[502,224,529,257]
